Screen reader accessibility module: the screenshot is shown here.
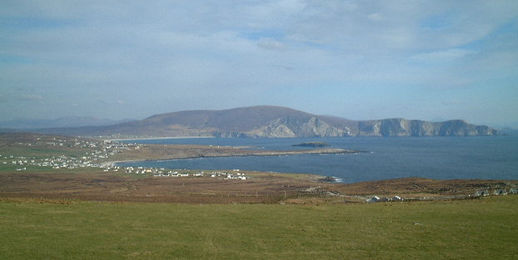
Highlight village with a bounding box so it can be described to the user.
[2,137,134,171]
[1,136,250,181]
[150,168,247,180]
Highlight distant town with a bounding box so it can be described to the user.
[2,136,250,181]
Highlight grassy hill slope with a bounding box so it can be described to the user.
[1,196,517,259]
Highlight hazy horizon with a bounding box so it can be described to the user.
[1,1,517,127]
[1,105,516,130]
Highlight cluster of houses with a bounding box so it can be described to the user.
[115,166,186,176]
[365,187,518,203]
[209,170,248,180]
[8,154,98,170]
[366,195,403,203]
[152,169,248,180]
[473,188,518,197]
[96,164,249,180]
[2,138,136,172]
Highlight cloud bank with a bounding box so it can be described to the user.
[1,0,517,126]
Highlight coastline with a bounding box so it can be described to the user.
[109,148,359,167]
[107,136,215,141]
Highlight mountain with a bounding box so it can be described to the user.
[0,116,132,129]
[34,106,497,138]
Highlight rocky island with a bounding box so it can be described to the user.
[293,142,330,147]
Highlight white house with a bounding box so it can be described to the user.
[366,196,380,203]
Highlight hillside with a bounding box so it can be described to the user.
[36,106,497,138]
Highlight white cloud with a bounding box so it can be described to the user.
[0,0,517,123]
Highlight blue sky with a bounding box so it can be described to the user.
[1,1,517,127]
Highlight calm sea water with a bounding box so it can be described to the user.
[119,136,518,183]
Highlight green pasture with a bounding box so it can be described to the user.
[1,196,517,259]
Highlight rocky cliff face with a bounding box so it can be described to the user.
[239,117,496,138]
[35,106,498,137]
[353,119,496,137]
[244,117,350,138]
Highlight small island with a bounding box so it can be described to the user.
[292,142,329,148]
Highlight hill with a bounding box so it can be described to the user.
[35,106,497,138]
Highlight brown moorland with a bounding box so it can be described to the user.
[1,170,515,204]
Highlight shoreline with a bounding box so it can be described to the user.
[107,136,215,141]
[109,148,359,166]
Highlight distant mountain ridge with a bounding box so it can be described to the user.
[34,106,497,138]
[0,116,132,129]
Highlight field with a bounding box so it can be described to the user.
[1,196,517,259]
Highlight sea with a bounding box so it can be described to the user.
[118,136,518,183]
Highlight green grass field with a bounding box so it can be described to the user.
[1,196,517,259]
[0,145,92,159]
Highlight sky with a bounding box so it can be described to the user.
[1,1,518,127]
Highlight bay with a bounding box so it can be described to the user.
[119,136,518,183]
